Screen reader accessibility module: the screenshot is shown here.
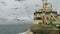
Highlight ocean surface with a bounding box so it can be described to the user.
[0,23,32,34]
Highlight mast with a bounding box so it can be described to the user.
[42,0,47,8]
[42,0,52,11]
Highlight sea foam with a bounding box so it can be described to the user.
[18,32,27,34]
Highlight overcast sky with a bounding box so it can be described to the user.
[0,0,60,20]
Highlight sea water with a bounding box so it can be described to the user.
[0,23,32,34]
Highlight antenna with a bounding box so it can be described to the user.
[42,0,47,3]
[42,0,52,10]
[42,0,48,8]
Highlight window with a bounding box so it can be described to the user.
[34,17,42,20]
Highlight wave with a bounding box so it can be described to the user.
[18,32,27,34]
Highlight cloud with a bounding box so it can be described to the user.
[0,0,60,20]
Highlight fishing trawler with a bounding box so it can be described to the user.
[26,0,60,34]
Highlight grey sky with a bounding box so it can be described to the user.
[0,0,60,20]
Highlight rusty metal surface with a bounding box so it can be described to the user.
[30,24,60,34]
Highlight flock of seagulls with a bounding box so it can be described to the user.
[0,0,40,19]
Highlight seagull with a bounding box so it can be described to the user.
[35,5,39,6]
[1,1,5,4]
[14,8,19,9]
[15,0,25,1]
[12,8,20,10]
[0,1,7,6]
[24,7,28,9]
